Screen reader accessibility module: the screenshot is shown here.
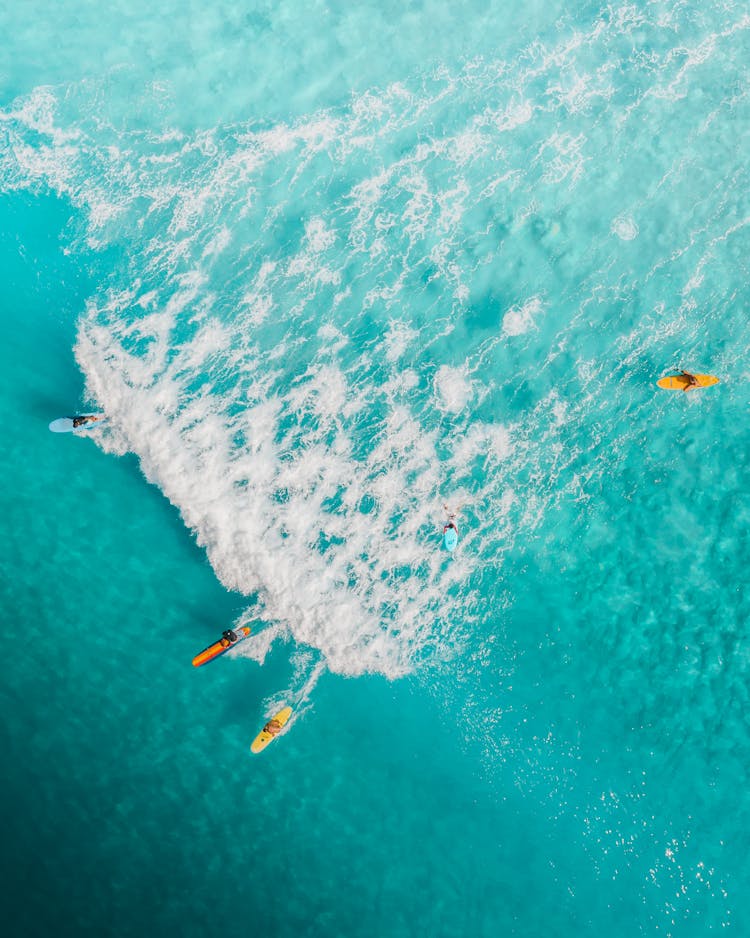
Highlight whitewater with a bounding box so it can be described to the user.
[6,5,746,680]
[3,1,750,934]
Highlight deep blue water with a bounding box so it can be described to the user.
[3,2,750,935]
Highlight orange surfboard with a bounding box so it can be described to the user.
[656,373,719,392]
[192,626,251,667]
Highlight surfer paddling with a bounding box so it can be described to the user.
[678,371,700,392]
[442,502,466,529]
[251,707,293,753]
[71,415,102,428]
[442,502,466,552]
[656,371,718,393]
[443,505,458,539]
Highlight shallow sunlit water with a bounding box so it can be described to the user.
[2,2,750,935]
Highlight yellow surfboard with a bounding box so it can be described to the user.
[251,706,293,754]
[656,373,719,391]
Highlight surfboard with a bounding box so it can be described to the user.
[656,374,719,391]
[49,415,106,433]
[192,626,251,667]
[444,524,458,552]
[251,706,292,754]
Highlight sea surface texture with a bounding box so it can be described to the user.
[2,2,750,935]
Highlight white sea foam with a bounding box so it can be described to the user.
[611,215,639,241]
[433,365,473,413]
[494,100,533,133]
[0,69,624,681]
[384,321,418,362]
[502,297,543,336]
[4,8,748,927]
[3,11,743,711]
[76,301,465,679]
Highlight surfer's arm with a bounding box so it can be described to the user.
[679,371,698,387]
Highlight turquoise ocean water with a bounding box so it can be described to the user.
[2,2,750,935]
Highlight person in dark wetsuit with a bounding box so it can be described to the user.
[220,629,239,648]
[72,415,101,428]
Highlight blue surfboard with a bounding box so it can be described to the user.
[49,416,105,433]
[443,524,458,552]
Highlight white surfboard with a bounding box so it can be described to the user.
[49,416,105,433]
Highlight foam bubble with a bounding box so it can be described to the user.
[502,297,543,336]
[434,365,473,413]
[495,100,533,132]
[611,215,639,240]
[384,321,418,362]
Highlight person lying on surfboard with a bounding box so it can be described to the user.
[219,629,239,649]
[443,502,465,531]
[442,502,466,551]
[263,717,284,737]
[71,414,102,428]
[679,371,700,391]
